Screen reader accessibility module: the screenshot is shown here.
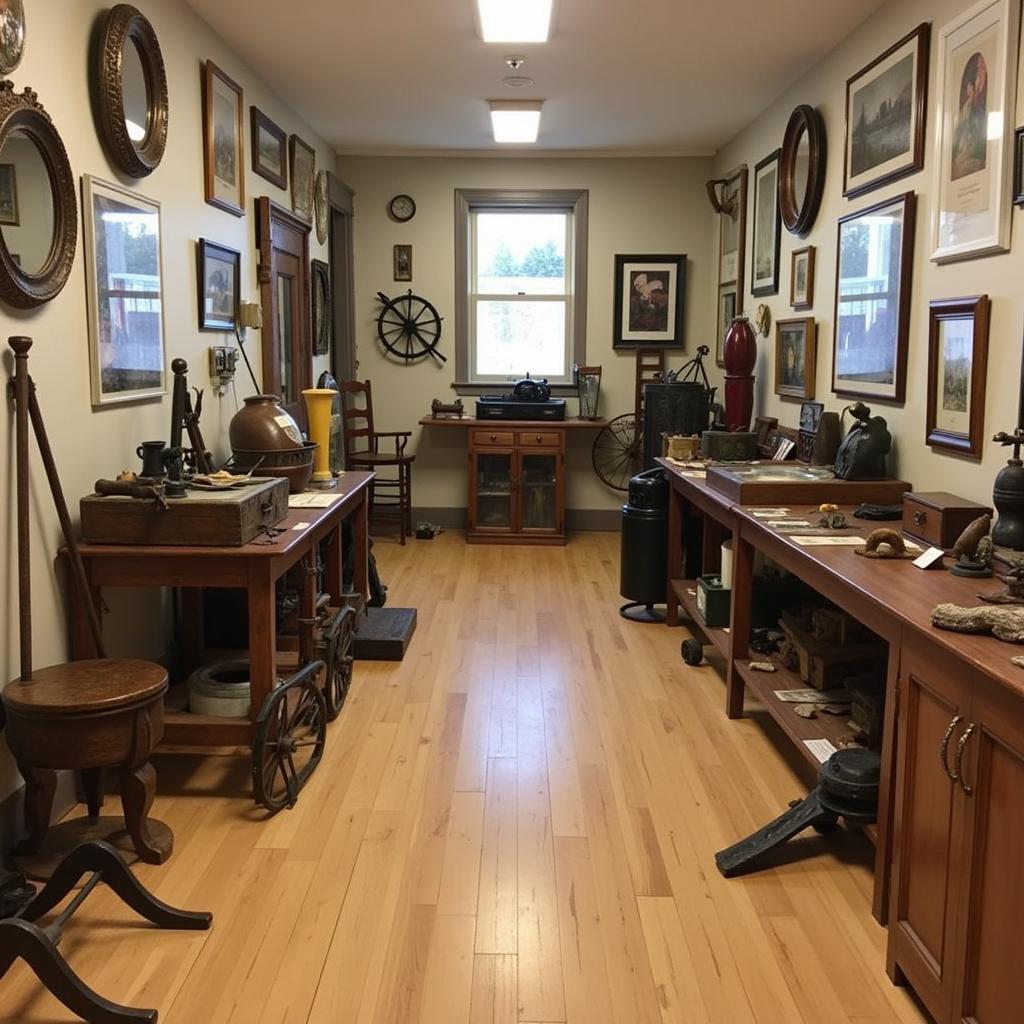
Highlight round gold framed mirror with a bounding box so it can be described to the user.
[0,82,77,309]
[92,4,168,178]
[779,105,826,237]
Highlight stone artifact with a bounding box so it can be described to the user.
[951,515,994,578]
[834,402,891,480]
[979,558,1024,605]
[856,528,915,559]
[931,602,1024,643]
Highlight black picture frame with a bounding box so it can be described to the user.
[251,106,287,190]
[393,244,412,282]
[612,253,686,349]
[1014,126,1024,207]
[197,238,240,331]
[751,149,781,296]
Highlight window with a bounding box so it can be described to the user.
[455,189,588,390]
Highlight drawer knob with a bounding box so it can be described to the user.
[489,434,496,442]
[536,435,542,442]
[914,510,926,526]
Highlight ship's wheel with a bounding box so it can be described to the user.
[376,290,446,364]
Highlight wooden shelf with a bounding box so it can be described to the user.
[671,579,731,659]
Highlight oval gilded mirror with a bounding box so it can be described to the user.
[0,82,77,308]
[92,4,168,178]
[779,105,826,236]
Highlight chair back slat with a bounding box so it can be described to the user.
[340,380,376,461]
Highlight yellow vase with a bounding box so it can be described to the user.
[302,388,336,485]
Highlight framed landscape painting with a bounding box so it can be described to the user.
[202,61,245,217]
[612,253,686,348]
[774,317,816,399]
[751,149,781,296]
[197,238,240,331]
[251,106,287,190]
[290,134,315,222]
[844,23,930,198]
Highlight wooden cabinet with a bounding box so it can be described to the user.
[889,631,1024,1024]
[468,430,565,544]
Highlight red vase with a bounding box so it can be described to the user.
[723,316,756,432]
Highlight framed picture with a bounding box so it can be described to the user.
[844,23,930,198]
[612,253,687,348]
[774,317,816,399]
[0,0,26,77]
[1013,126,1024,206]
[311,258,331,357]
[393,243,412,282]
[82,176,165,406]
[290,134,315,222]
[751,149,780,296]
[790,245,815,309]
[926,295,990,457]
[833,191,916,403]
[711,165,747,365]
[202,61,245,217]
[799,401,824,433]
[716,282,737,366]
[197,239,240,331]
[931,0,1019,262]
[0,162,18,225]
[250,106,287,190]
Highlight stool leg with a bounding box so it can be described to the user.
[14,764,56,856]
[398,467,407,546]
[81,766,106,819]
[120,763,171,865]
[404,464,413,537]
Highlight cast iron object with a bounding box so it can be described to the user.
[834,402,891,480]
[376,290,445,363]
[229,394,304,452]
[723,315,757,432]
[681,638,704,666]
[715,747,881,877]
[992,429,1024,550]
[316,604,358,721]
[619,468,668,622]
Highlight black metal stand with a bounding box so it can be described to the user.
[619,601,666,623]
[1,841,212,1023]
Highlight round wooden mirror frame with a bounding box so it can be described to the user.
[0,83,77,309]
[93,4,168,178]
[779,104,826,237]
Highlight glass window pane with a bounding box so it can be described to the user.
[475,211,567,295]
[475,300,566,378]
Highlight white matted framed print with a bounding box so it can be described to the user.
[82,176,166,406]
[751,149,781,296]
[612,253,686,348]
[203,61,245,217]
[930,0,1020,262]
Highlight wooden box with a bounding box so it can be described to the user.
[779,610,886,690]
[80,478,289,546]
[696,574,731,628]
[902,491,993,550]
[706,464,912,505]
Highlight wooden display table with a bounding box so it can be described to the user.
[419,417,607,544]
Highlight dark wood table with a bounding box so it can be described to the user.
[69,471,373,751]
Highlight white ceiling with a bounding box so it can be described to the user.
[182,0,885,154]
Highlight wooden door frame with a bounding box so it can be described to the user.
[327,173,357,383]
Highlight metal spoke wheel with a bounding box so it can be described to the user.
[319,605,357,721]
[252,661,327,813]
[592,413,643,491]
[375,290,446,364]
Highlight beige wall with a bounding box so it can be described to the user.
[0,0,334,803]
[713,0,1024,502]
[335,155,715,513]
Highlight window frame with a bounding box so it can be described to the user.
[454,188,588,394]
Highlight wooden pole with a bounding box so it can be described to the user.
[10,336,32,681]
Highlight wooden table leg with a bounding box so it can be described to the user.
[666,480,682,627]
[247,563,278,723]
[725,528,753,720]
[81,767,105,818]
[180,588,204,678]
[324,522,342,604]
[872,632,902,925]
[351,491,369,603]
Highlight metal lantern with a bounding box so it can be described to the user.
[574,364,602,420]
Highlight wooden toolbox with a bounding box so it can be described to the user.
[80,478,289,546]
[901,491,992,550]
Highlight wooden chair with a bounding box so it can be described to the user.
[340,379,415,544]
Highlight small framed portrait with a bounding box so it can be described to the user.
[751,149,781,296]
[197,239,240,331]
[393,243,412,282]
[0,0,26,77]
[790,245,815,310]
[202,61,245,217]
[716,282,737,366]
[926,295,990,458]
[290,134,316,222]
[774,316,816,399]
[250,106,287,190]
[0,162,18,225]
[613,253,686,348]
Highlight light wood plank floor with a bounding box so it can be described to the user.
[1,532,930,1023]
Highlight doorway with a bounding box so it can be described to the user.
[327,174,357,383]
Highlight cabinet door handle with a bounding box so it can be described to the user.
[940,715,963,781]
[489,434,497,442]
[954,722,977,795]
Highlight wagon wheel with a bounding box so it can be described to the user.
[592,413,643,491]
[252,661,327,813]
[376,290,446,364]
[320,605,357,721]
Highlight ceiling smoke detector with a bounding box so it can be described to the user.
[504,55,526,70]
[503,75,534,88]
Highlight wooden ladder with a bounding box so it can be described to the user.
[634,348,666,425]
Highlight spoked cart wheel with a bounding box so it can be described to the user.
[592,413,643,491]
[252,661,328,813]
[376,290,446,364]
[318,604,357,721]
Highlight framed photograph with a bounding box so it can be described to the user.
[790,245,815,309]
[202,61,244,217]
[290,134,315,222]
[393,243,412,282]
[833,191,916,403]
[0,162,18,225]
[250,106,287,190]
[751,149,780,296]
[612,253,686,348]
[711,165,747,365]
[844,23,930,198]
[799,401,824,433]
[931,0,1019,262]
[716,283,737,366]
[926,295,990,457]
[82,176,165,406]
[197,239,240,331]
[0,0,26,77]
[774,317,816,399]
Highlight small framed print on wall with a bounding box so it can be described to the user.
[926,295,990,457]
[790,245,815,310]
[393,244,412,282]
[197,239,240,331]
[251,106,287,190]
[716,282,737,366]
[774,316,816,400]
[202,61,245,217]
[612,253,686,348]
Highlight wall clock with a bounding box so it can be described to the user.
[388,194,416,222]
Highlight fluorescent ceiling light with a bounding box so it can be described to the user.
[476,0,553,42]
[489,101,543,144]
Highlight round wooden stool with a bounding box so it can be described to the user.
[2,659,171,865]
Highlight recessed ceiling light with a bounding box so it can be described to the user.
[503,76,534,89]
[489,100,543,144]
[476,0,553,43]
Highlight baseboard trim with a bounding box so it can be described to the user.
[413,507,621,532]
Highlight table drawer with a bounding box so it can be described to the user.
[471,430,515,447]
[517,430,562,448]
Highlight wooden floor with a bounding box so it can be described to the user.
[1,532,930,1024]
